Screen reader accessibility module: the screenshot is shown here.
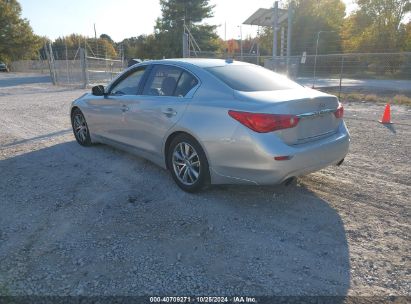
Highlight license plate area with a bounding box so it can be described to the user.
[297,114,335,140]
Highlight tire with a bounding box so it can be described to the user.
[167,134,210,193]
[71,108,92,146]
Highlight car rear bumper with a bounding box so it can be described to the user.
[209,121,350,185]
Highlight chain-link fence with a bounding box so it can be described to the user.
[9,43,125,88]
[189,51,263,65]
[9,60,49,74]
[10,49,411,89]
[86,56,124,86]
[46,47,84,87]
[189,51,411,85]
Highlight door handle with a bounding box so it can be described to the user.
[122,104,129,112]
[162,108,177,117]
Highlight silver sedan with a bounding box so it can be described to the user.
[71,59,350,192]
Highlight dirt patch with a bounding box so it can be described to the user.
[0,74,410,296]
[322,87,411,106]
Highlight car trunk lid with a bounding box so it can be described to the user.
[233,88,341,145]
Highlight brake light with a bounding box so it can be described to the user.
[334,103,344,118]
[228,110,299,133]
[274,155,293,161]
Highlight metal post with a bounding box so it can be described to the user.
[257,32,260,65]
[38,51,44,74]
[272,1,278,70]
[182,32,189,58]
[313,30,335,88]
[80,48,88,89]
[65,39,70,84]
[224,21,227,42]
[338,55,344,99]
[280,26,285,57]
[85,48,89,87]
[105,45,108,81]
[286,4,293,76]
[239,26,243,61]
[45,42,53,84]
[48,42,57,85]
[121,43,125,69]
[312,32,321,88]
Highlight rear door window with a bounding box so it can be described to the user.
[143,65,181,96]
[174,71,198,97]
[142,65,198,97]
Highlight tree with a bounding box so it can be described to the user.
[227,39,239,54]
[290,0,346,55]
[341,1,411,76]
[100,34,114,45]
[0,0,41,62]
[121,35,159,60]
[403,22,411,51]
[258,0,346,56]
[51,34,118,59]
[342,0,411,52]
[86,38,117,58]
[154,0,219,58]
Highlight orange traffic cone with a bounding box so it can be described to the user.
[379,103,392,124]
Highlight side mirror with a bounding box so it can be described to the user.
[92,85,105,96]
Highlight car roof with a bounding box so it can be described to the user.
[146,58,250,69]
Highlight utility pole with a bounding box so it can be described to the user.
[65,38,70,84]
[120,43,125,69]
[312,30,335,88]
[272,1,279,70]
[48,42,56,84]
[224,21,227,42]
[182,19,189,58]
[256,26,260,65]
[238,25,243,61]
[286,3,293,76]
[94,23,99,57]
[338,55,344,99]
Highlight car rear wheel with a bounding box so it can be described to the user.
[167,134,210,192]
[71,108,92,146]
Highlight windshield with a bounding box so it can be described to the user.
[205,65,302,92]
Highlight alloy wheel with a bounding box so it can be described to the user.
[73,113,88,144]
[172,142,201,186]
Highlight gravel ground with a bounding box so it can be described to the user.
[0,73,410,297]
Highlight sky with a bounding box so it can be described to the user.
[19,0,358,42]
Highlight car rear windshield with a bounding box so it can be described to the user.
[205,65,302,92]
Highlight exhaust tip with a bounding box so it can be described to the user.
[283,177,296,186]
[336,158,345,166]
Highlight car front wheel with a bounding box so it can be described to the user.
[71,108,92,146]
[167,134,210,192]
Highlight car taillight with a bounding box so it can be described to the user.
[228,110,299,133]
[334,103,344,118]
